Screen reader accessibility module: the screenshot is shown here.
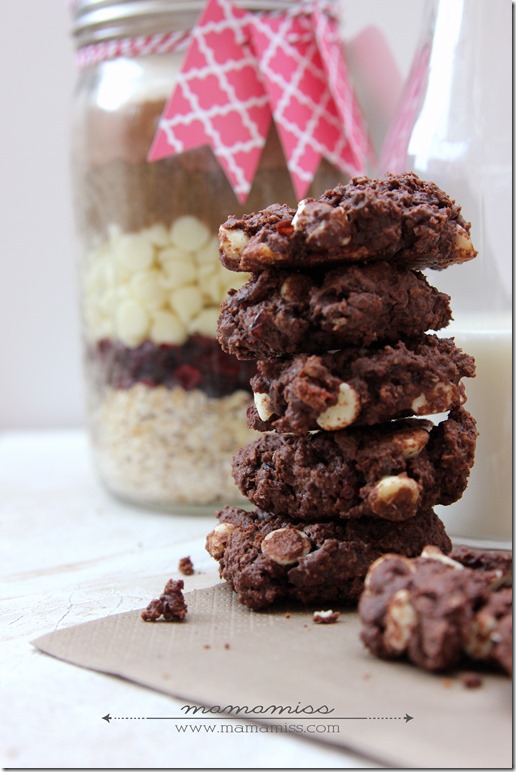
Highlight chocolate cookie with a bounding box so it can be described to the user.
[217,263,452,360]
[205,507,452,610]
[233,408,477,522]
[248,335,475,433]
[450,545,513,585]
[219,173,476,273]
[359,547,512,674]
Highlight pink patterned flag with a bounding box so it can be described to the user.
[314,8,373,178]
[148,0,369,202]
[148,0,271,202]
[378,42,431,174]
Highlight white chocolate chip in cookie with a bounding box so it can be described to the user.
[369,474,420,519]
[420,546,464,569]
[455,225,477,262]
[397,427,431,459]
[279,274,308,302]
[261,527,312,565]
[316,383,360,430]
[206,522,237,560]
[384,589,417,654]
[411,381,455,415]
[292,199,309,231]
[464,611,498,660]
[254,392,274,422]
[220,227,249,259]
[364,554,416,590]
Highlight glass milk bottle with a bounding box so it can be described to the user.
[70,0,348,511]
[380,0,512,546]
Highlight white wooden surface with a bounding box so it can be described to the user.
[1,430,373,769]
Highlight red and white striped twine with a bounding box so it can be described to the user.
[76,30,191,68]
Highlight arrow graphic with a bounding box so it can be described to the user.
[102,712,413,723]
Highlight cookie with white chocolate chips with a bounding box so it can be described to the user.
[232,408,477,522]
[217,263,452,360]
[205,506,452,610]
[219,173,476,273]
[247,335,475,434]
[359,547,512,675]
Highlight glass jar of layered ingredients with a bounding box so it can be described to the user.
[70,0,346,510]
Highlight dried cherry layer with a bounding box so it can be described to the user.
[90,335,255,397]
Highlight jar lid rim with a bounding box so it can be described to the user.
[71,0,299,42]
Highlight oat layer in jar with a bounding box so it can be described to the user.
[70,0,348,510]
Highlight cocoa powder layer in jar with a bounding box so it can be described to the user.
[75,98,348,239]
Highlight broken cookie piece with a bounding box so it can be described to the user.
[359,548,512,675]
[141,578,188,622]
[178,556,195,576]
[313,609,340,624]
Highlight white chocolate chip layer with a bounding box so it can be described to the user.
[169,285,203,325]
[114,232,154,274]
[150,310,187,345]
[189,308,219,337]
[115,298,149,346]
[170,215,210,252]
[83,218,247,346]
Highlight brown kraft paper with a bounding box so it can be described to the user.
[32,583,512,769]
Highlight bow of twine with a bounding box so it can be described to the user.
[148,0,372,201]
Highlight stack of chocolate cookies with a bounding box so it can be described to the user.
[206,172,479,611]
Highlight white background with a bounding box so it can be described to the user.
[0,0,426,429]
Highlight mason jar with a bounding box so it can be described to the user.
[70,0,347,511]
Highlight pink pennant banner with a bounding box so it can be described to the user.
[148,0,370,202]
[378,42,431,174]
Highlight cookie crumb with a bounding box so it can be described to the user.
[224,643,231,650]
[178,555,195,575]
[460,672,483,689]
[285,612,291,619]
[141,578,187,622]
[313,609,340,624]
[203,644,211,650]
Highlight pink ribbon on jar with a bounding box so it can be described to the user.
[148,0,371,201]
